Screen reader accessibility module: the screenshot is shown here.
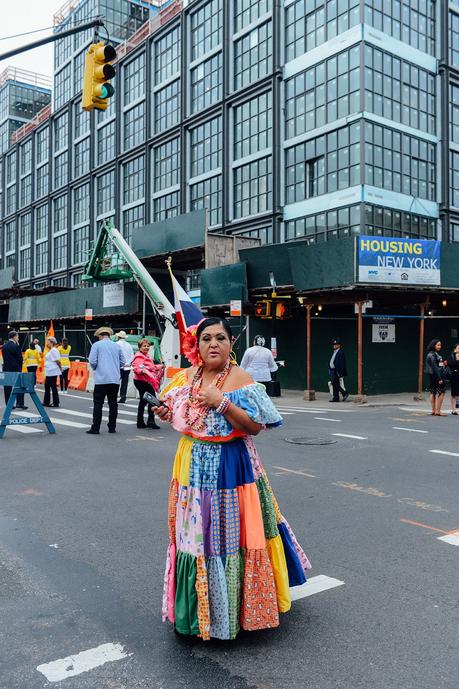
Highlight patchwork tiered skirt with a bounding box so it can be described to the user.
[162,434,311,640]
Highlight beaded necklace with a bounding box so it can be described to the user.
[185,360,232,432]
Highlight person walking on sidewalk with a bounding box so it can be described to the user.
[240,335,278,385]
[425,339,447,416]
[43,337,62,408]
[2,330,27,410]
[24,341,41,386]
[58,338,72,394]
[116,331,133,403]
[329,338,349,402]
[447,343,459,415]
[87,326,126,435]
[131,339,163,429]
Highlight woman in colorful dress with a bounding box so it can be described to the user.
[154,317,311,640]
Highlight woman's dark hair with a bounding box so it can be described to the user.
[29,341,36,350]
[197,317,232,342]
[61,338,68,346]
[427,338,442,352]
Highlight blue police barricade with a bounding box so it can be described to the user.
[0,372,55,438]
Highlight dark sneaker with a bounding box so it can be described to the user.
[108,429,116,433]
[342,392,349,402]
[137,423,147,429]
[15,405,28,410]
[329,399,339,403]
[86,428,99,435]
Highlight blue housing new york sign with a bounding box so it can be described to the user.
[357,236,441,286]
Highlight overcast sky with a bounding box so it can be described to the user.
[0,1,61,82]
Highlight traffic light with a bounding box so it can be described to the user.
[82,41,116,112]
[254,300,271,318]
[275,301,291,319]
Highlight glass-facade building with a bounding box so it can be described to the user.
[1,0,459,290]
[0,69,51,155]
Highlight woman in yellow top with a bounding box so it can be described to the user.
[58,338,72,394]
[24,341,41,385]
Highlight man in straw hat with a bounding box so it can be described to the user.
[115,330,134,403]
[87,326,126,434]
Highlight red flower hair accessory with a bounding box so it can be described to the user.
[182,319,205,366]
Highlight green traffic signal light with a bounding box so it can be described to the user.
[100,83,115,99]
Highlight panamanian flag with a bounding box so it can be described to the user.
[169,270,204,344]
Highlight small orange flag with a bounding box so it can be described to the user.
[47,320,55,339]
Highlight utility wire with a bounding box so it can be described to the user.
[0,17,105,43]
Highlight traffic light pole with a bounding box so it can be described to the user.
[0,19,104,63]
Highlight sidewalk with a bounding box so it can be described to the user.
[276,390,431,410]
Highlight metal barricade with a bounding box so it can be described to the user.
[0,372,55,438]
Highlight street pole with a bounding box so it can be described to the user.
[357,301,363,396]
[271,292,277,358]
[306,304,312,391]
[239,286,244,361]
[0,19,104,63]
[84,301,88,362]
[418,303,426,395]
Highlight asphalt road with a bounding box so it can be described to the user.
[0,390,458,689]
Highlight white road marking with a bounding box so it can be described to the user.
[437,532,459,546]
[277,406,353,414]
[7,423,43,434]
[37,642,131,682]
[14,411,88,429]
[38,390,139,405]
[127,435,164,442]
[91,406,137,417]
[392,427,429,433]
[51,408,135,425]
[332,433,368,440]
[429,449,459,458]
[272,465,318,479]
[276,408,326,414]
[314,417,341,422]
[290,575,345,601]
[279,411,295,415]
[398,407,431,414]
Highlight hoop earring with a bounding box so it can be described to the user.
[229,350,238,366]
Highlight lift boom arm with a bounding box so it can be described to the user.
[82,221,180,368]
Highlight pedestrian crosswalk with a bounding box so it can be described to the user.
[6,404,138,434]
[3,397,355,435]
[52,408,135,425]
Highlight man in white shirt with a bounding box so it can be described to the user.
[116,331,134,403]
[240,335,278,384]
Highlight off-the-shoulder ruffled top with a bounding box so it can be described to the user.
[161,370,282,441]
